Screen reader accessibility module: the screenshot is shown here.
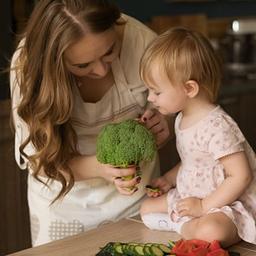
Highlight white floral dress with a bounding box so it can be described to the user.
[167,106,256,244]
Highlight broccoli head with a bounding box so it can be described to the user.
[96,119,156,167]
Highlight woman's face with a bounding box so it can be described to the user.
[64,27,120,79]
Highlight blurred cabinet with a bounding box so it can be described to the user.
[0,100,31,255]
[150,14,208,35]
[0,1,12,100]
[219,87,256,151]
[13,0,34,35]
[0,0,34,254]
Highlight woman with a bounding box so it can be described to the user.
[10,0,170,246]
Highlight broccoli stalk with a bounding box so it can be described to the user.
[96,119,156,184]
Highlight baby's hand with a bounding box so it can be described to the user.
[145,176,171,197]
[176,197,203,217]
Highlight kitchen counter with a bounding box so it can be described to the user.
[7,217,256,256]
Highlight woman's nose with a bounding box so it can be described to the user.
[91,60,109,77]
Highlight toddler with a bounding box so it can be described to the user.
[139,27,256,247]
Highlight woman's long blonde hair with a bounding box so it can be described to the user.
[12,0,121,202]
[140,27,222,103]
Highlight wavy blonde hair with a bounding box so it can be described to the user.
[140,27,222,103]
[12,0,121,202]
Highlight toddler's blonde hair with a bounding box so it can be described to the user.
[140,27,222,102]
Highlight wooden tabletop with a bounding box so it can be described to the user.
[8,218,256,256]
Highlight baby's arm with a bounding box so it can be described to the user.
[177,151,252,217]
[202,151,253,213]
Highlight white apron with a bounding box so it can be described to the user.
[27,57,159,246]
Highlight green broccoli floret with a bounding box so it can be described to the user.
[96,119,156,167]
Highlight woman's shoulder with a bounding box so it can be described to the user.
[118,14,157,84]
[121,14,157,54]
[121,14,156,37]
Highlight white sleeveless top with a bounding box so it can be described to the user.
[10,14,159,246]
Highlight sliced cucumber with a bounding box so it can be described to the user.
[114,243,123,254]
[150,245,164,256]
[158,244,171,254]
[168,240,175,249]
[97,241,174,256]
[143,246,152,256]
[126,244,136,256]
[134,245,144,255]
[145,185,161,193]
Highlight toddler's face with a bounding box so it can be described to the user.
[64,27,120,79]
[146,64,187,115]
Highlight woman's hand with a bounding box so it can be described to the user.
[146,175,172,198]
[140,109,170,147]
[176,197,203,217]
[100,164,141,195]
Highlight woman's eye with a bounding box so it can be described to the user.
[77,63,89,69]
[105,49,113,56]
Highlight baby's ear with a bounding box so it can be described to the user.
[184,80,199,98]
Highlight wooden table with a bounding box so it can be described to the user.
[8,218,256,256]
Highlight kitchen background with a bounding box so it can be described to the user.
[1,0,256,255]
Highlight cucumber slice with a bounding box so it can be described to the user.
[168,241,175,249]
[121,244,128,254]
[127,244,136,256]
[158,244,171,254]
[143,246,153,256]
[114,243,123,254]
[145,185,161,193]
[134,245,144,255]
[150,245,164,256]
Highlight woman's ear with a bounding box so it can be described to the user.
[184,80,199,98]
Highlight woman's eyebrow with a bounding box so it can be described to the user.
[72,42,116,67]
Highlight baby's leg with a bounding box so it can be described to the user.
[140,194,181,232]
[181,212,240,247]
[140,193,168,215]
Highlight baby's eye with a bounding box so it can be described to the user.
[154,91,161,96]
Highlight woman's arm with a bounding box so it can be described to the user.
[68,155,139,195]
[202,151,253,213]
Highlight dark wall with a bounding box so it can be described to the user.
[0,1,12,100]
[114,1,256,22]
